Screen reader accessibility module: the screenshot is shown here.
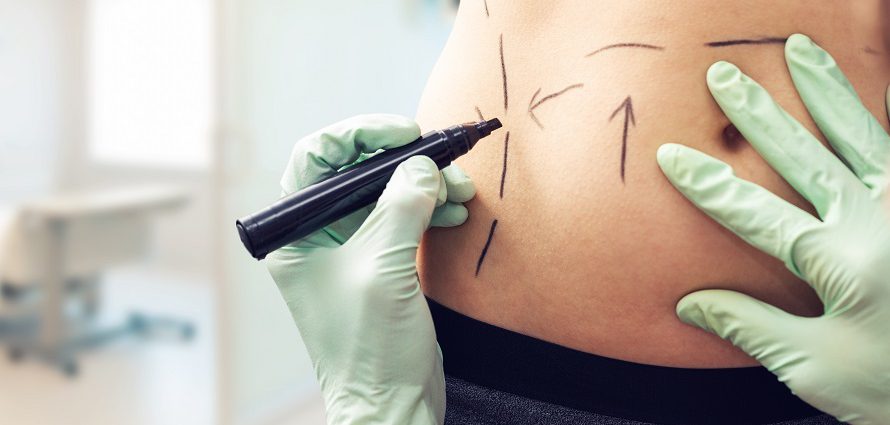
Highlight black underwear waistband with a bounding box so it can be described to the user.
[428,298,825,425]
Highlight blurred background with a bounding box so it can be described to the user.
[0,0,455,423]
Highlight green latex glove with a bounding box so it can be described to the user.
[657,34,890,424]
[266,115,476,425]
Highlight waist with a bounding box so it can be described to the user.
[429,298,829,424]
[417,0,887,368]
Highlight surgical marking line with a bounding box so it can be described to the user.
[500,34,508,112]
[499,132,510,198]
[530,84,585,110]
[475,219,499,277]
[705,37,787,47]
[483,0,489,17]
[475,106,485,122]
[586,43,665,57]
[528,84,585,129]
[609,96,635,184]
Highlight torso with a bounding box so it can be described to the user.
[416,0,889,367]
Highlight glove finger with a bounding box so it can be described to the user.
[677,289,805,374]
[281,114,420,194]
[657,143,820,277]
[430,202,469,228]
[436,170,447,207]
[708,61,864,220]
[349,156,441,265]
[786,34,890,191]
[442,164,477,203]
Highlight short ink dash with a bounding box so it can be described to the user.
[586,43,665,57]
[705,37,787,48]
[499,132,510,198]
[475,219,499,277]
[528,84,584,129]
[475,106,485,122]
[483,0,489,17]
[500,34,508,112]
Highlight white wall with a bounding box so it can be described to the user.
[216,0,453,423]
[0,0,213,275]
[0,0,78,203]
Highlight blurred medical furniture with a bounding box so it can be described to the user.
[0,185,194,376]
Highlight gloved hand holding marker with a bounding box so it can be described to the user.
[236,117,500,259]
[658,34,890,424]
[262,114,493,424]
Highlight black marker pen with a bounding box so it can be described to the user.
[237,118,503,260]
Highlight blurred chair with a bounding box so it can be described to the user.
[0,185,194,376]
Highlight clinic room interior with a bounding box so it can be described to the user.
[3,0,889,424]
[0,0,457,423]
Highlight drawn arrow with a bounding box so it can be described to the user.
[609,96,635,183]
[528,84,585,129]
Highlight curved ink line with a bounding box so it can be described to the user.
[705,37,787,47]
[586,43,665,57]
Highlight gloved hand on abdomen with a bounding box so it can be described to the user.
[658,34,890,425]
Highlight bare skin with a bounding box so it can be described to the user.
[416,0,889,367]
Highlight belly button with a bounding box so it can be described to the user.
[722,124,746,151]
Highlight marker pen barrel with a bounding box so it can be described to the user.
[237,119,503,260]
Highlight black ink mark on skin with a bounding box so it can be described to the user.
[475,106,485,121]
[609,96,636,184]
[500,34,508,112]
[528,84,585,129]
[483,0,489,17]
[499,132,510,198]
[586,43,665,57]
[475,219,499,277]
[705,37,787,48]
[528,89,543,128]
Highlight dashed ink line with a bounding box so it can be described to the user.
[586,43,665,57]
[483,0,489,17]
[528,84,585,129]
[475,106,485,121]
[500,34,508,112]
[475,219,499,277]
[499,131,510,198]
[705,37,787,48]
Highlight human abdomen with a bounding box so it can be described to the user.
[416,0,889,367]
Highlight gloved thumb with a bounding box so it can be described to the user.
[348,156,442,261]
[677,289,804,373]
